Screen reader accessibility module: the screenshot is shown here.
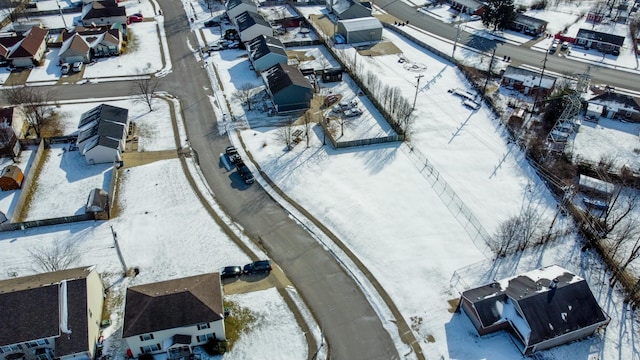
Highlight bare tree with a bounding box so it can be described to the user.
[624,278,640,306]
[131,70,160,112]
[601,186,638,237]
[232,83,258,111]
[29,241,80,272]
[3,85,57,138]
[609,233,640,286]
[0,0,19,22]
[276,118,294,150]
[302,111,312,148]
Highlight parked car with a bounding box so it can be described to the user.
[236,161,255,184]
[221,265,242,279]
[204,19,220,27]
[225,146,241,164]
[324,94,340,107]
[128,15,143,24]
[343,107,363,117]
[72,62,83,72]
[61,63,71,75]
[561,41,570,51]
[131,12,143,18]
[549,44,557,53]
[243,260,272,274]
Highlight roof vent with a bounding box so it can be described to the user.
[549,278,559,289]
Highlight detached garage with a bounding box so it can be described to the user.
[337,17,382,44]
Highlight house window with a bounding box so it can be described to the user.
[140,344,161,353]
[36,339,49,346]
[1,345,23,353]
[139,334,154,341]
[197,323,210,330]
[196,334,214,342]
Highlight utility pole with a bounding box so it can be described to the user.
[481,47,497,98]
[452,22,462,58]
[413,74,424,110]
[527,44,550,125]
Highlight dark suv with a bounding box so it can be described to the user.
[243,260,272,274]
[236,161,255,184]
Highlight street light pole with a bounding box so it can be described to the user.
[452,22,461,58]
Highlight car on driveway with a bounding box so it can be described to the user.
[561,41,570,51]
[72,62,83,73]
[243,260,272,274]
[221,266,242,279]
[61,63,70,75]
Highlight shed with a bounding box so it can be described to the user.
[578,174,615,199]
[85,188,109,220]
[336,17,382,44]
[322,68,343,82]
[585,103,603,120]
[0,165,24,191]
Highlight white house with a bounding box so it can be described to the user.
[235,11,273,43]
[76,104,129,165]
[122,273,225,359]
[247,35,287,72]
[225,0,257,24]
[0,266,105,360]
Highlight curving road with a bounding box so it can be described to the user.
[151,1,402,359]
[375,0,640,91]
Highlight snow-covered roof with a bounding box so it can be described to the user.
[502,66,556,90]
[461,265,609,353]
[338,17,382,32]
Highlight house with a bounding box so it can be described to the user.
[0,266,105,360]
[122,273,225,359]
[510,14,548,35]
[459,265,610,355]
[81,0,127,27]
[0,107,27,159]
[85,188,109,220]
[235,11,273,43]
[0,26,48,68]
[247,35,287,72]
[0,165,24,191]
[262,63,314,113]
[326,0,372,20]
[575,28,624,55]
[58,34,92,64]
[76,104,129,165]
[59,24,124,63]
[225,0,257,24]
[448,0,484,15]
[587,91,640,122]
[501,66,556,97]
[336,17,383,44]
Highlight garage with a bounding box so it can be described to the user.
[336,17,383,44]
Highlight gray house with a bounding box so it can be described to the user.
[225,0,257,24]
[247,35,288,72]
[459,265,610,355]
[326,0,372,20]
[575,28,624,55]
[262,63,313,113]
[235,11,273,43]
[76,104,129,165]
[337,17,382,44]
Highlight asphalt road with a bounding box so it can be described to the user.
[375,0,640,91]
[150,1,401,359]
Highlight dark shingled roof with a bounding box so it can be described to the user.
[513,14,548,28]
[247,35,286,61]
[78,104,128,129]
[122,273,223,337]
[263,63,312,95]
[82,0,126,21]
[9,27,48,58]
[0,266,94,354]
[576,28,625,46]
[461,265,610,351]
[226,0,256,11]
[236,11,270,33]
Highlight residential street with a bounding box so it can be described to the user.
[374,0,640,92]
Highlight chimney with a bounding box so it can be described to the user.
[549,278,559,289]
